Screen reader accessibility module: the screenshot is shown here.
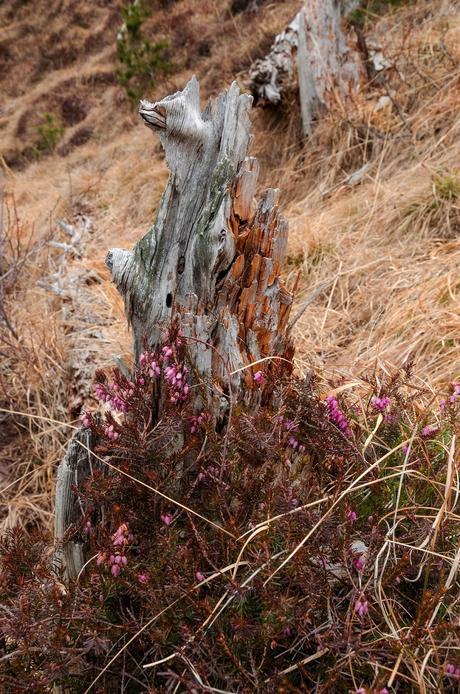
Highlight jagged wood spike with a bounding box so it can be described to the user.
[54,427,97,580]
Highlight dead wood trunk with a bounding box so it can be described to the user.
[107,76,294,399]
[248,0,361,135]
[55,77,294,578]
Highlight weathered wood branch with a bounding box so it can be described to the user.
[249,0,361,135]
[54,427,97,580]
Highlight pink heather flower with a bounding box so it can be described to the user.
[347,509,357,523]
[195,571,205,582]
[105,424,119,442]
[371,395,391,412]
[439,398,447,412]
[378,689,389,694]
[326,394,352,437]
[112,523,130,547]
[111,564,121,578]
[197,472,206,481]
[139,353,147,364]
[278,416,297,431]
[253,370,266,385]
[445,663,460,678]
[83,520,92,534]
[96,552,106,566]
[356,688,367,694]
[137,572,149,584]
[402,443,411,455]
[162,346,173,359]
[161,513,173,526]
[355,595,369,617]
[191,412,207,433]
[81,413,91,428]
[283,625,291,637]
[421,424,439,439]
[288,436,298,449]
[164,363,189,403]
[353,556,365,572]
[149,360,160,377]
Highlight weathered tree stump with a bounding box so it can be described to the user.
[55,77,295,578]
[249,0,361,135]
[107,76,294,399]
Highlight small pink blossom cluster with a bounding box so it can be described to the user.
[355,594,368,617]
[253,370,266,385]
[440,382,460,412]
[277,415,297,432]
[97,523,133,578]
[353,556,365,572]
[191,411,207,433]
[164,362,189,403]
[138,351,161,380]
[97,549,128,578]
[356,689,388,694]
[326,395,352,437]
[95,382,134,414]
[288,436,306,454]
[421,424,439,439]
[81,412,92,428]
[277,415,305,452]
[347,508,357,523]
[371,395,391,412]
[445,663,460,678]
[104,423,119,441]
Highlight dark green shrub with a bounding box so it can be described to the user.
[116,1,172,104]
[35,112,64,153]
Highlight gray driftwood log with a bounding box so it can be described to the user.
[249,0,361,135]
[55,77,295,579]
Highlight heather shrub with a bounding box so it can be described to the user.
[1,329,459,692]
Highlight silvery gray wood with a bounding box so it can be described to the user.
[54,427,97,581]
